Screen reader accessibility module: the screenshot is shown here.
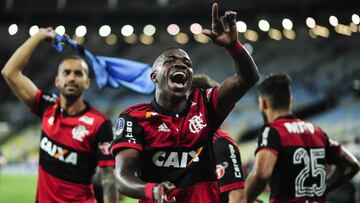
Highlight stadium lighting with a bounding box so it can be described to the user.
[335,24,352,36]
[190,23,202,34]
[139,33,154,45]
[175,32,189,44]
[121,25,134,37]
[244,29,258,42]
[99,25,111,37]
[329,16,338,27]
[143,24,156,36]
[283,29,296,40]
[282,18,293,30]
[75,25,87,37]
[8,24,18,35]
[194,34,210,44]
[306,17,316,28]
[236,21,247,33]
[258,20,270,32]
[352,14,360,25]
[312,25,330,38]
[29,25,39,36]
[55,25,66,35]
[105,34,118,45]
[124,34,137,44]
[167,24,180,36]
[268,28,282,41]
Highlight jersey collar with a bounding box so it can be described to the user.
[151,99,190,117]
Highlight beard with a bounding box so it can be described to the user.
[59,86,83,102]
[261,110,268,123]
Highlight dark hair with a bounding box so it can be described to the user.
[259,73,291,109]
[191,74,220,90]
[60,55,89,76]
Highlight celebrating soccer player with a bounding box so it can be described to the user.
[2,27,117,203]
[246,73,360,203]
[110,3,259,203]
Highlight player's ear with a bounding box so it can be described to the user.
[55,76,60,88]
[259,96,268,110]
[150,71,157,83]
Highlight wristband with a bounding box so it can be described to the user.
[225,40,245,58]
[144,183,156,199]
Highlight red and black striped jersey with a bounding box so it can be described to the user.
[32,90,114,203]
[110,87,234,203]
[213,129,245,203]
[256,115,341,203]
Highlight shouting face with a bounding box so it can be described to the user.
[151,48,193,99]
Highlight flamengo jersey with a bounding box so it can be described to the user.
[256,115,341,203]
[32,90,115,203]
[110,87,234,203]
[213,129,245,203]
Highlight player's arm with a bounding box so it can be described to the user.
[325,146,360,194]
[246,149,277,203]
[228,189,246,203]
[202,3,259,108]
[99,166,117,203]
[1,27,55,109]
[115,149,175,203]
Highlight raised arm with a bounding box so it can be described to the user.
[202,3,259,108]
[1,27,55,109]
[325,146,360,194]
[115,149,175,203]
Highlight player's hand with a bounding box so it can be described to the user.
[202,3,238,47]
[154,181,176,203]
[34,27,56,41]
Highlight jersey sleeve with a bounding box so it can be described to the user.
[324,132,342,164]
[110,114,145,157]
[255,126,281,155]
[213,137,245,193]
[94,119,115,167]
[204,87,235,128]
[31,90,57,117]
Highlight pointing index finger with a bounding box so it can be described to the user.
[212,3,219,26]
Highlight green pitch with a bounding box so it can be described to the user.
[0,174,136,203]
[0,174,270,203]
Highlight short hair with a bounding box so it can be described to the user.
[60,55,89,76]
[258,73,291,109]
[192,74,220,90]
[152,47,183,71]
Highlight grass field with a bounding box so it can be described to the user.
[0,174,269,203]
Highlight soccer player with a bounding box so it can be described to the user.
[246,73,360,203]
[1,27,117,203]
[110,3,259,203]
[192,74,246,203]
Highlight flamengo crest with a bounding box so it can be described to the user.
[188,113,207,134]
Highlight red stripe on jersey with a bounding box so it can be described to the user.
[269,119,327,148]
[219,181,245,193]
[37,166,96,203]
[110,142,143,156]
[97,160,115,167]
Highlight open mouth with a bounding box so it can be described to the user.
[169,71,187,89]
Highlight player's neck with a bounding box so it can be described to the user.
[267,109,291,122]
[155,92,188,114]
[60,95,87,116]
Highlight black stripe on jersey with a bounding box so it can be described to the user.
[139,141,217,188]
[39,132,96,184]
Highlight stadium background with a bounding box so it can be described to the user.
[0,0,359,202]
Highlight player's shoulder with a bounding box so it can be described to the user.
[86,106,109,123]
[120,102,153,118]
[39,90,58,103]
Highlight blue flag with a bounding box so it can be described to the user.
[52,34,155,94]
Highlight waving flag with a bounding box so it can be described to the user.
[52,34,155,94]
